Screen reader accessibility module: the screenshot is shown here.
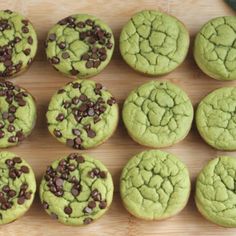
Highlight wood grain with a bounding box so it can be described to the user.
[0,0,235,235]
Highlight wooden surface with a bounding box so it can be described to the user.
[0,0,235,235]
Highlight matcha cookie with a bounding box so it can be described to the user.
[196,87,236,150]
[40,153,113,226]
[120,150,190,220]
[195,156,236,227]
[194,16,236,81]
[122,81,193,148]
[0,81,36,148]
[0,151,36,225]
[46,80,118,149]
[0,10,37,78]
[119,10,190,76]
[45,14,114,79]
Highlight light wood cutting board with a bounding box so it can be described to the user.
[0,0,235,235]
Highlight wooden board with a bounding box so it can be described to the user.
[0,0,235,235]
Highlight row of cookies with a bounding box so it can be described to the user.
[1,9,235,81]
[0,150,235,228]
[0,79,234,152]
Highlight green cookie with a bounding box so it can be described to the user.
[0,81,36,148]
[0,10,38,78]
[122,80,193,148]
[194,16,236,81]
[196,87,236,150]
[0,151,36,225]
[46,79,119,149]
[120,150,191,220]
[40,153,114,226]
[46,14,114,79]
[195,156,236,227]
[119,10,190,76]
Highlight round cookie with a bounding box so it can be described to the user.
[40,153,114,226]
[45,14,114,79]
[0,81,36,148]
[120,150,190,220]
[195,156,236,227]
[119,10,190,76]
[196,87,236,150]
[46,80,118,149]
[0,151,36,225]
[122,80,193,148]
[194,16,236,81]
[0,10,37,78]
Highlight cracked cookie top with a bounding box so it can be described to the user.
[122,80,193,148]
[0,151,36,225]
[45,14,114,79]
[46,79,119,149]
[196,87,236,150]
[120,150,190,220]
[40,153,113,226]
[194,16,236,81]
[195,156,236,227]
[119,10,190,76]
[0,81,36,148]
[0,10,37,78]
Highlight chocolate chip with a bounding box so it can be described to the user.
[72,82,81,89]
[56,113,65,121]
[84,217,93,224]
[0,131,5,139]
[0,122,4,129]
[79,103,88,112]
[48,33,56,41]
[85,60,93,68]
[83,206,92,213]
[72,96,79,105]
[4,60,12,67]
[68,164,76,171]
[88,171,95,179]
[53,129,62,138]
[22,26,29,33]
[100,171,107,179]
[79,94,87,102]
[2,185,10,193]
[25,191,32,199]
[93,116,101,124]
[87,129,96,138]
[22,19,29,26]
[43,201,49,209]
[16,131,24,141]
[7,124,15,132]
[93,60,101,68]
[9,105,17,113]
[71,187,79,197]
[77,21,85,28]
[23,48,31,56]
[21,166,29,173]
[18,99,26,106]
[17,197,25,205]
[8,190,16,197]
[51,56,60,64]
[79,32,86,40]
[66,139,74,147]
[99,47,106,55]
[100,54,107,61]
[27,36,33,45]
[64,206,72,215]
[58,89,65,94]
[62,52,70,59]
[55,177,63,187]
[88,201,96,209]
[81,53,90,61]
[63,101,71,109]
[9,171,16,179]
[106,42,113,49]
[2,112,8,120]
[13,157,22,163]
[76,155,84,163]
[8,136,17,143]
[5,159,14,167]
[70,68,79,76]
[72,129,81,136]
[88,37,96,44]
[58,41,66,49]
[93,168,100,176]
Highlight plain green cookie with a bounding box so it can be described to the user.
[0,10,38,78]
[0,81,37,148]
[122,80,193,148]
[196,87,236,150]
[195,156,236,227]
[120,150,191,220]
[46,14,114,79]
[40,153,114,226]
[194,16,236,81]
[46,79,118,149]
[0,151,36,225]
[119,10,190,76]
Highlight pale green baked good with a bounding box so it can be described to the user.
[195,156,236,227]
[0,10,37,78]
[122,80,193,148]
[46,79,118,149]
[194,16,236,81]
[40,153,113,226]
[196,87,236,150]
[0,81,36,148]
[46,14,114,79]
[120,150,190,220]
[0,151,36,225]
[119,10,190,76]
